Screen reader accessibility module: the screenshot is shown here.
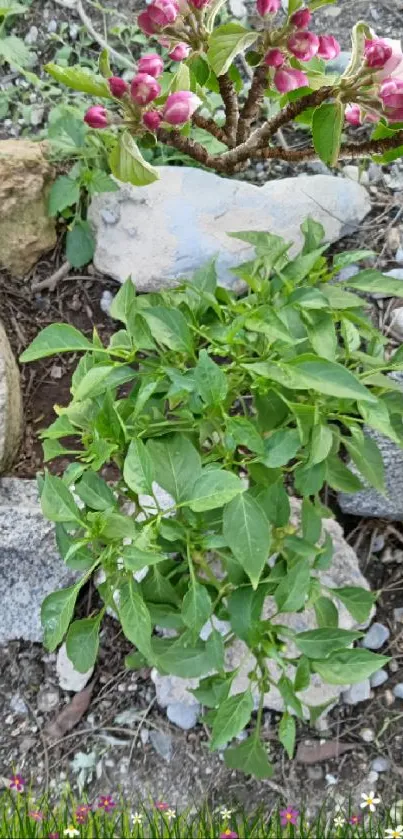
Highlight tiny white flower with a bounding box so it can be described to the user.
[166,808,176,821]
[64,828,80,838]
[361,791,380,812]
[131,812,144,825]
[220,808,233,820]
[385,828,403,839]
[333,815,346,828]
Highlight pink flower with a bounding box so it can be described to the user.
[169,42,190,61]
[163,90,201,124]
[138,53,164,78]
[345,103,361,125]
[280,807,299,827]
[147,0,179,27]
[349,814,361,826]
[365,38,392,69]
[274,66,308,93]
[220,832,239,839]
[189,0,211,8]
[138,10,159,35]
[367,37,403,80]
[155,802,170,811]
[84,105,109,128]
[98,795,116,813]
[48,834,59,839]
[264,48,285,68]
[75,805,91,824]
[380,77,403,121]
[9,774,25,793]
[108,76,129,98]
[317,35,341,61]
[143,109,163,130]
[256,0,280,16]
[290,7,311,29]
[131,73,161,106]
[29,811,44,822]
[288,31,319,61]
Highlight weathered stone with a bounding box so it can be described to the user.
[342,680,371,705]
[0,322,23,473]
[370,669,389,688]
[56,643,93,692]
[371,756,391,773]
[88,168,370,291]
[393,683,403,699]
[0,139,56,277]
[362,622,390,650]
[149,730,173,762]
[166,702,200,730]
[0,478,76,643]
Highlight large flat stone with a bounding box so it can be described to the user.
[88,168,370,291]
[0,322,23,473]
[0,478,76,643]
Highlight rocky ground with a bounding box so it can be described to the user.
[1,0,403,818]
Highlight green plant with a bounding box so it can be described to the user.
[0,2,34,70]
[21,221,403,776]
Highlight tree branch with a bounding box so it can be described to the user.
[237,64,268,144]
[192,113,228,145]
[156,127,216,167]
[218,73,239,147]
[249,130,403,163]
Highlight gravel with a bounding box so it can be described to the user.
[371,757,391,773]
[342,680,371,705]
[393,684,403,700]
[166,702,200,731]
[370,669,389,688]
[362,623,390,650]
[149,730,173,762]
[359,727,375,743]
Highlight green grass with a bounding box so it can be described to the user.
[1,784,402,839]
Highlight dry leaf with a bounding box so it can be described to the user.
[44,682,94,741]
[296,740,355,764]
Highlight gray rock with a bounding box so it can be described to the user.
[393,683,403,699]
[394,607,403,623]
[89,168,370,292]
[370,669,389,688]
[343,165,369,186]
[342,680,371,705]
[166,702,200,730]
[47,19,57,33]
[0,478,77,643]
[10,693,28,715]
[391,307,403,340]
[336,264,360,283]
[307,765,324,781]
[360,727,375,742]
[229,0,246,16]
[368,163,383,184]
[56,643,93,693]
[37,687,60,713]
[149,730,173,762]
[395,247,403,265]
[362,622,390,650]
[0,323,23,474]
[371,757,391,773]
[24,26,38,45]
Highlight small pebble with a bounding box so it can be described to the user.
[366,770,379,786]
[48,19,58,33]
[360,727,375,743]
[362,622,390,650]
[370,669,389,688]
[140,728,149,745]
[371,757,391,773]
[390,660,399,673]
[149,730,173,762]
[391,307,403,340]
[343,680,371,705]
[394,607,403,623]
[384,689,395,706]
[393,684,403,699]
[307,765,324,781]
[69,23,79,40]
[25,25,38,45]
[100,290,114,315]
[167,702,200,730]
[336,264,360,283]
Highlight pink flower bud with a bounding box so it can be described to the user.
[169,42,190,61]
[317,35,341,61]
[108,77,129,98]
[143,109,163,131]
[365,38,393,69]
[264,48,285,68]
[274,67,308,93]
[163,90,201,124]
[84,105,109,129]
[131,73,161,106]
[138,10,159,35]
[287,31,319,61]
[256,0,280,15]
[369,38,403,80]
[290,7,311,29]
[147,0,179,27]
[189,0,211,8]
[380,77,403,121]
[345,103,361,126]
[138,53,164,78]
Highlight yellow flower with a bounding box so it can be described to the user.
[361,791,381,813]
[385,828,403,839]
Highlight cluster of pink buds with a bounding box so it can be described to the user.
[346,37,403,126]
[261,4,340,93]
[138,0,180,35]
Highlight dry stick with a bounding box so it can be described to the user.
[32,261,71,292]
[157,127,216,167]
[192,113,228,145]
[252,131,403,162]
[237,64,268,145]
[218,73,239,147]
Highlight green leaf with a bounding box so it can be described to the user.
[45,63,111,97]
[206,628,225,671]
[73,365,135,402]
[147,434,201,502]
[124,439,154,495]
[294,656,311,692]
[210,689,254,749]
[48,176,80,216]
[309,423,333,465]
[20,324,93,362]
[312,101,344,166]
[109,132,159,187]
[109,278,136,326]
[344,429,385,493]
[262,428,301,468]
[286,356,376,403]
[342,268,403,297]
[332,586,376,624]
[314,596,338,629]
[224,736,273,779]
[66,220,94,269]
[325,455,363,493]
[0,34,33,68]
[226,417,264,455]
[301,498,322,543]
[89,170,119,195]
[182,581,212,635]
[153,637,211,678]
[99,48,112,78]
[301,217,325,252]
[194,349,228,406]
[41,583,80,651]
[66,614,101,672]
[122,546,166,573]
[294,461,326,496]
[279,712,296,759]
[223,490,271,589]
[277,675,303,718]
[227,586,265,644]
[141,306,193,353]
[274,558,310,613]
[41,472,82,523]
[313,649,390,685]
[359,399,402,445]
[188,469,244,512]
[294,628,363,659]
[252,481,290,527]
[305,311,337,361]
[117,578,152,659]
[207,23,258,76]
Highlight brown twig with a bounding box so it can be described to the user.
[32,261,71,292]
[237,64,268,144]
[157,127,215,167]
[192,113,228,145]
[218,73,239,147]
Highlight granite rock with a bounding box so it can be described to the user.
[0,478,77,643]
[0,322,23,473]
[88,168,370,291]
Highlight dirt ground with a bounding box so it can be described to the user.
[1,0,403,818]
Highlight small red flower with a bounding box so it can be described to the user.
[349,814,362,826]
[75,804,91,824]
[155,801,169,811]
[29,811,44,822]
[9,774,25,793]
[98,795,116,813]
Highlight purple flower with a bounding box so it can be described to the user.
[9,774,25,793]
[98,795,116,813]
[280,807,299,827]
[29,811,44,822]
[349,814,362,826]
[75,804,91,823]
